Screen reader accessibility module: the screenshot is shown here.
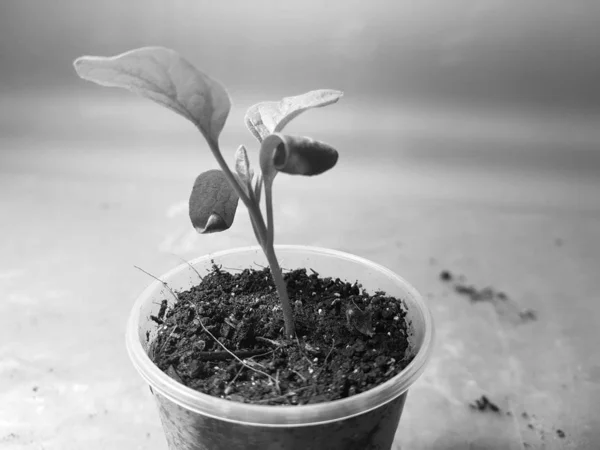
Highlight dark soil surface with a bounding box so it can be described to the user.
[149,265,413,406]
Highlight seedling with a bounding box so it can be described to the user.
[74,47,342,338]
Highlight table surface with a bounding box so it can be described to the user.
[1,94,599,449]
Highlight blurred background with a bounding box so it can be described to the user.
[2,0,600,199]
[1,1,600,449]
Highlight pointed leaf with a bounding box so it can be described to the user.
[245,89,343,142]
[189,170,239,234]
[234,145,253,187]
[244,103,268,143]
[74,47,231,144]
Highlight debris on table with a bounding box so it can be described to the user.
[519,411,567,444]
[519,309,537,321]
[439,270,452,281]
[438,269,537,323]
[469,395,502,414]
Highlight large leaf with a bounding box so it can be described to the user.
[245,89,343,142]
[74,47,231,144]
[189,170,239,234]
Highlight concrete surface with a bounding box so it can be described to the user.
[1,95,600,449]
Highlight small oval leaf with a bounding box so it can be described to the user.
[272,135,338,176]
[74,47,231,144]
[189,170,239,234]
[245,89,343,142]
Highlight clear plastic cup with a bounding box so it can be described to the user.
[126,245,434,450]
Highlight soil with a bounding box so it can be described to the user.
[149,265,413,406]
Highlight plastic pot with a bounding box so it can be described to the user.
[126,245,434,450]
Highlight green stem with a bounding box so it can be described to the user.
[265,180,275,248]
[207,138,269,243]
[208,139,253,208]
[264,244,295,338]
[263,177,294,336]
[249,211,265,248]
[207,137,294,338]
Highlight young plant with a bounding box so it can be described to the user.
[74,47,342,338]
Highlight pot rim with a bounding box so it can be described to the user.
[126,245,434,427]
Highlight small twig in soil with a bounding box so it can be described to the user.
[243,357,268,370]
[256,336,286,348]
[247,350,276,361]
[195,349,270,361]
[157,327,177,357]
[274,369,282,395]
[323,338,336,366]
[226,365,246,392]
[314,339,337,381]
[171,254,203,281]
[292,369,307,383]
[196,318,277,384]
[351,299,364,312]
[294,336,314,366]
[303,355,315,366]
[134,266,178,301]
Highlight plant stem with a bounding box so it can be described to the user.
[249,213,265,248]
[207,138,269,243]
[208,139,253,207]
[247,183,265,247]
[262,178,294,336]
[264,243,295,338]
[207,137,295,338]
[253,172,263,204]
[263,181,294,336]
[265,181,275,248]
